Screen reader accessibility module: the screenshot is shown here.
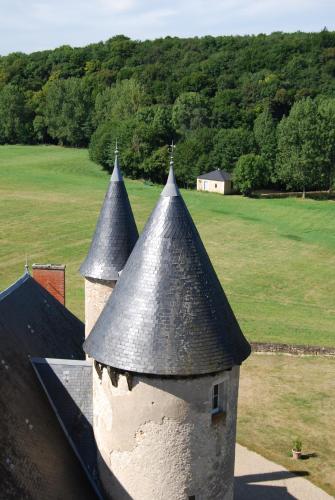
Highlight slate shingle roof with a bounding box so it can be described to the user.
[31,358,102,499]
[197,169,232,181]
[80,153,138,281]
[84,165,251,376]
[0,272,96,500]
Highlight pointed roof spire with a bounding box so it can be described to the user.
[84,154,251,376]
[110,139,123,182]
[80,144,138,281]
[161,141,179,197]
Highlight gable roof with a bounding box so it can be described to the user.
[80,151,138,281]
[84,165,251,376]
[197,169,232,181]
[0,273,95,499]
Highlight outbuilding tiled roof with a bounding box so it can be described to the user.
[80,150,138,281]
[84,164,251,376]
[198,169,232,181]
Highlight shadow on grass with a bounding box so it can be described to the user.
[300,452,318,460]
[235,470,309,500]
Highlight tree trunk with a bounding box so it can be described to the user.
[302,186,306,199]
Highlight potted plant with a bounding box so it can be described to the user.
[292,438,302,459]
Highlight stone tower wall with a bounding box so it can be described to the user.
[93,366,240,500]
[84,278,116,337]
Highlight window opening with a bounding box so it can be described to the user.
[212,384,219,413]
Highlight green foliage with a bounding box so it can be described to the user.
[317,97,335,190]
[276,98,326,193]
[254,108,277,181]
[36,77,94,146]
[211,128,256,172]
[172,92,210,133]
[1,31,335,188]
[142,146,170,183]
[0,84,33,143]
[174,127,214,186]
[93,78,148,125]
[234,154,269,195]
[292,438,302,452]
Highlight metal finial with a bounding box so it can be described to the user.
[115,138,118,156]
[169,140,176,166]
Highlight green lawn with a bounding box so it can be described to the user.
[0,144,334,347]
[238,353,335,496]
[1,145,334,495]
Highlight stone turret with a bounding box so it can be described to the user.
[80,146,138,336]
[84,154,251,500]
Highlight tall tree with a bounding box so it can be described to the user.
[253,108,277,181]
[210,128,256,172]
[317,97,335,191]
[0,84,33,143]
[172,92,210,133]
[94,79,148,125]
[234,154,269,195]
[276,98,324,196]
[36,77,94,146]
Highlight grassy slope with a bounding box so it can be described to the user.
[0,145,334,347]
[0,145,334,495]
[238,354,335,496]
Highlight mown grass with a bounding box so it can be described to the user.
[238,353,335,496]
[0,144,334,347]
[0,145,334,495]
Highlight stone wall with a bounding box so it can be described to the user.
[85,278,115,337]
[251,342,335,357]
[93,366,240,500]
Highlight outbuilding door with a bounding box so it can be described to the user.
[204,181,209,191]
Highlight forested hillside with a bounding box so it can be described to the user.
[1,31,335,190]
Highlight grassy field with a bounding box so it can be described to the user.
[239,353,335,496]
[0,145,334,494]
[0,144,334,346]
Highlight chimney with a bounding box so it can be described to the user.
[32,264,66,305]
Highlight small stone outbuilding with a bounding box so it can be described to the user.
[197,169,233,195]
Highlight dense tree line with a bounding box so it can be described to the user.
[1,31,335,192]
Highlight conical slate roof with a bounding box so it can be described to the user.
[80,149,138,281]
[84,163,251,376]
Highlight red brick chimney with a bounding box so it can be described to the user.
[32,264,66,305]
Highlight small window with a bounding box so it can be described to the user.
[211,381,227,417]
[215,183,217,188]
[212,384,219,413]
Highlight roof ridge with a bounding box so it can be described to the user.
[0,272,30,302]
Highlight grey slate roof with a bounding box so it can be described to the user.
[198,169,232,181]
[84,165,251,376]
[31,358,102,499]
[0,272,95,499]
[80,151,138,281]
